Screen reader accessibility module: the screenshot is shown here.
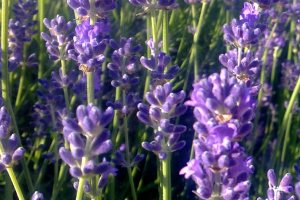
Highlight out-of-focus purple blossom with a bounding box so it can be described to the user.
[219,49,260,84]
[67,0,116,18]
[281,59,300,91]
[8,0,38,71]
[68,19,109,72]
[31,191,44,200]
[129,0,178,10]
[137,82,187,159]
[184,0,210,4]
[257,169,294,200]
[254,0,280,9]
[113,144,144,168]
[60,104,116,189]
[186,69,255,141]
[0,107,25,171]
[240,2,260,26]
[42,15,75,61]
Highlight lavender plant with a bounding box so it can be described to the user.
[1,0,300,199]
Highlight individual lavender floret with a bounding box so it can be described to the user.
[129,0,178,10]
[8,0,38,71]
[140,52,179,87]
[60,104,116,189]
[0,107,25,171]
[257,169,294,200]
[68,19,109,72]
[67,0,116,18]
[186,69,254,141]
[219,49,260,83]
[31,191,44,200]
[137,82,187,159]
[42,15,75,61]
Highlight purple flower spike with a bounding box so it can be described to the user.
[69,19,109,72]
[60,104,115,189]
[42,15,75,61]
[8,0,38,71]
[0,107,24,168]
[67,0,116,18]
[137,82,187,159]
[186,69,254,141]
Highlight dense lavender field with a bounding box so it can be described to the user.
[0,0,300,199]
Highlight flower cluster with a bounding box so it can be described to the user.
[60,104,116,189]
[137,82,187,159]
[0,107,25,171]
[8,0,38,71]
[42,15,75,61]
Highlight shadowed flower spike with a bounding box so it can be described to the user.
[60,104,116,190]
[67,0,116,18]
[8,0,38,71]
[258,169,295,200]
[42,15,75,61]
[31,191,44,200]
[137,82,187,159]
[0,107,25,170]
[68,19,109,72]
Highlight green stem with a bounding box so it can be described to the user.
[87,72,95,104]
[280,113,292,168]
[6,168,25,200]
[38,0,45,79]
[161,153,171,200]
[122,90,138,200]
[15,64,26,109]
[162,11,169,54]
[193,2,207,81]
[60,59,70,111]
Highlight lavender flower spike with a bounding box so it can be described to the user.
[137,82,187,159]
[60,104,116,191]
[0,107,25,170]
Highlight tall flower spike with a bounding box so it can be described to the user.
[60,104,116,190]
[42,15,75,61]
[137,82,187,159]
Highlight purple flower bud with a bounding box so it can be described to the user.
[31,191,44,200]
